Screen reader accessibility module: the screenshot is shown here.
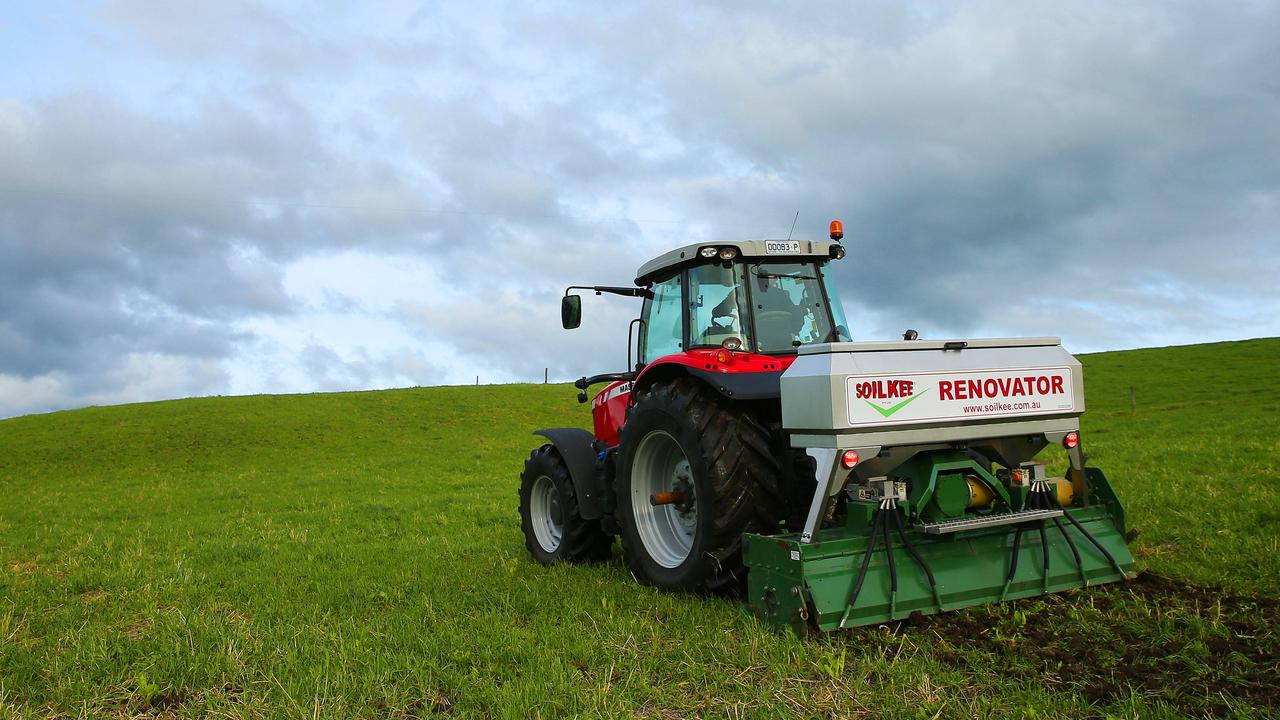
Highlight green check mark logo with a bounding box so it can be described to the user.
[864,389,928,418]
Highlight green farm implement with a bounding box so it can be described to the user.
[520,221,1135,634]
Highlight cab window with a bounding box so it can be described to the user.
[688,263,751,349]
[748,261,839,352]
[640,273,683,363]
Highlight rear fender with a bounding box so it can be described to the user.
[633,351,790,401]
[533,428,606,519]
[686,367,783,401]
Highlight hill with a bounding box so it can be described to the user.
[1,338,1277,718]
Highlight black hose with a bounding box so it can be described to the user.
[1038,522,1050,575]
[893,509,936,590]
[1052,516,1084,579]
[847,507,884,607]
[882,507,897,596]
[1059,505,1125,573]
[1028,485,1045,510]
[1044,488,1125,574]
[1006,525,1025,583]
[1031,486,1050,572]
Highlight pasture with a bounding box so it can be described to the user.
[1,338,1277,718]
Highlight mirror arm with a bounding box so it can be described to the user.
[565,285,649,298]
[575,372,637,390]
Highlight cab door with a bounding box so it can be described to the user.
[639,272,684,364]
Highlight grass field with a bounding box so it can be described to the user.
[1,338,1277,718]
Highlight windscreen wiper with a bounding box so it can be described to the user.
[755,271,818,280]
[750,263,817,281]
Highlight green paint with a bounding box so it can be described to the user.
[745,468,1135,634]
[864,388,928,417]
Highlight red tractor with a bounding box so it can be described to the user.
[520,223,1134,632]
[519,224,851,592]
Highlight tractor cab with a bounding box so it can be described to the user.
[629,238,853,365]
[563,222,851,383]
[560,224,852,445]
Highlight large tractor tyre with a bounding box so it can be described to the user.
[518,445,613,564]
[615,376,785,594]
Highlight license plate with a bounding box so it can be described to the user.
[765,240,801,255]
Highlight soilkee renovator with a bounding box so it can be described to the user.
[518,221,1134,634]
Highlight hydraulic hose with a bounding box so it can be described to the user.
[892,510,943,612]
[1052,516,1086,585]
[1026,483,1085,584]
[840,506,885,628]
[881,508,898,618]
[1000,524,1026,601]
[1038,522,1051,593]
[1057,502,1127,578]
[1043,487,1127,578]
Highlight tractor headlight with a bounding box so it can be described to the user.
[829,244,846,260]
[699,247,718,258]
[718,247,738,261]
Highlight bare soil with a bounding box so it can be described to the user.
[876,573,1280,716]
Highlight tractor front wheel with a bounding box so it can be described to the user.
[518,445,613,564]
[616,377,784,593]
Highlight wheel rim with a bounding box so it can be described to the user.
[631,430,697,568]
[530,475,563,552]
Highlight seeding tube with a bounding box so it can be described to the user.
[1000,524,1026,601]
[840,506,884,627]
[1038,523,1050,593]
[893,509,943,612]
[1052,516,1087,586]
[1036,486,1128,578]
[882,509,898,618]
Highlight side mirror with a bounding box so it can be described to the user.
[561,294,582,329]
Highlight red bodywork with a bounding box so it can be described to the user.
[591,349,798,446]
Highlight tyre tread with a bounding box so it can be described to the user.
[618,376,785,593]
[519,445,613,564]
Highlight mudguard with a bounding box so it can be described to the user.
[686,367,783,401]
[533,428,605,519]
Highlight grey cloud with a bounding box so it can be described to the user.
[299,343,438,392]
[99,0,354,75]
[3,1,1278,417]
[0,87,440,412]
[394,286,642,384]
[602,2,1280,337]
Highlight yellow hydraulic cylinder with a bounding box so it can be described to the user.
[965,476,996,510]
[1051,477,1075,506]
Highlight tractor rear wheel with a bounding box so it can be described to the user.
[616,376,785,593]
[519,445,613,564]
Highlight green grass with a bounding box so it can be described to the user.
[0,338,1277,718]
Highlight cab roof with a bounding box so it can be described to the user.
[634,239,842,286]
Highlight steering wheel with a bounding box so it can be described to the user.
[756,310,793,324]
[756,310,797,340]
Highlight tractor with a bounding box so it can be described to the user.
[518,221,1135,634]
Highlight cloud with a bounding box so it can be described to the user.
[0,353,229,418]
[1,1,1277,418]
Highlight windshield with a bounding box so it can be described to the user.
[688,264,751,349]
[748,261,850,352]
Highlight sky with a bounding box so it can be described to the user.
[1,1,1278,419]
